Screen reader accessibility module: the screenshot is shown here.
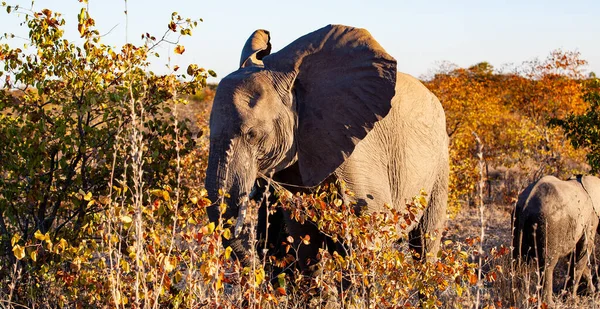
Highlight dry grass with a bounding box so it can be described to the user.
[449,203,600,308]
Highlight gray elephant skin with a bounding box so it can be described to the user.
[513,175,600,305]
[204,24,449,274]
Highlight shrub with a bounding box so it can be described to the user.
[0,2,210,306]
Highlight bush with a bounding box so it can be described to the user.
[0,2,210,306]
[550,78,600,173]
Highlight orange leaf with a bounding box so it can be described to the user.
[174,45,185,55]
[468,273,478,285]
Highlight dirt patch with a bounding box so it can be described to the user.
[447,203,514,252]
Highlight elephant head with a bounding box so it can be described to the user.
[205,25,397,264]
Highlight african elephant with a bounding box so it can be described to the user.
[205,24,449,274]
[512,175,600,305]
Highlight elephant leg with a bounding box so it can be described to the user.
[257,200,289,273]
[582,262,595,295]
[583,232,597,295]
[577,245,596,297]
[283,209,327,275]
[570,253,588,299]
[570,236,595,298]
[408,173,447,262]
[541,257,557,307]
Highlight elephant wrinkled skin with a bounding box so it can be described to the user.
[513,175,600,305]
[204,24,449,274]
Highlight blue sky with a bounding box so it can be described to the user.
[1,0,598,81]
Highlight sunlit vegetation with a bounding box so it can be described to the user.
[425,53,592,215]
[1,2,599,308]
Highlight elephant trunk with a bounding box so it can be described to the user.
[205,140,260,266]
[205,141,232,223]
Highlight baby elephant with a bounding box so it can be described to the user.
[513,175,600,305]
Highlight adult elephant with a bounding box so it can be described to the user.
[205,24,449,273]
[513,175,600,305]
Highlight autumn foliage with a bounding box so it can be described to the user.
[424,53,592,214]
[1,2,599,308]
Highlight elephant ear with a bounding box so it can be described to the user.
[263,24,397,186]
[582,176,600,217]
[240,30,271,68]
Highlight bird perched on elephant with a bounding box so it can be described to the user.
[204,24,449,275]
[512,175,600,305]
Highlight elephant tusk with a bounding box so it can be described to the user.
[234,197,248,238]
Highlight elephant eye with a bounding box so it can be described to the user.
[244,128,260,144]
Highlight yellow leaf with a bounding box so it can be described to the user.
[149,189,163,197]
[189,196,198,204]
[83,191,92,201]
[162,190,170,201]
[174,45,185,55]
[12,244,25,260]
[219,203,227,215]
[334,199,342,207]
[11,234,20,246]
[222,228,231,240]
[120,259,130,272]
[30,250,37,262]
[255,268,265,286]
[34,230,46,241]
[164,257,175,272]
[242,267,251,275]
[58,238,68,250]
[121,215,132,224]
[224,246,232,259]
[199,188,207,197]
[206,222,215,234]
[187,64,198,76]
[455,283,463,297]
[277,272,286,288]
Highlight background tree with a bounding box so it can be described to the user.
[425,50,590,213]
[550,78,600,173]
